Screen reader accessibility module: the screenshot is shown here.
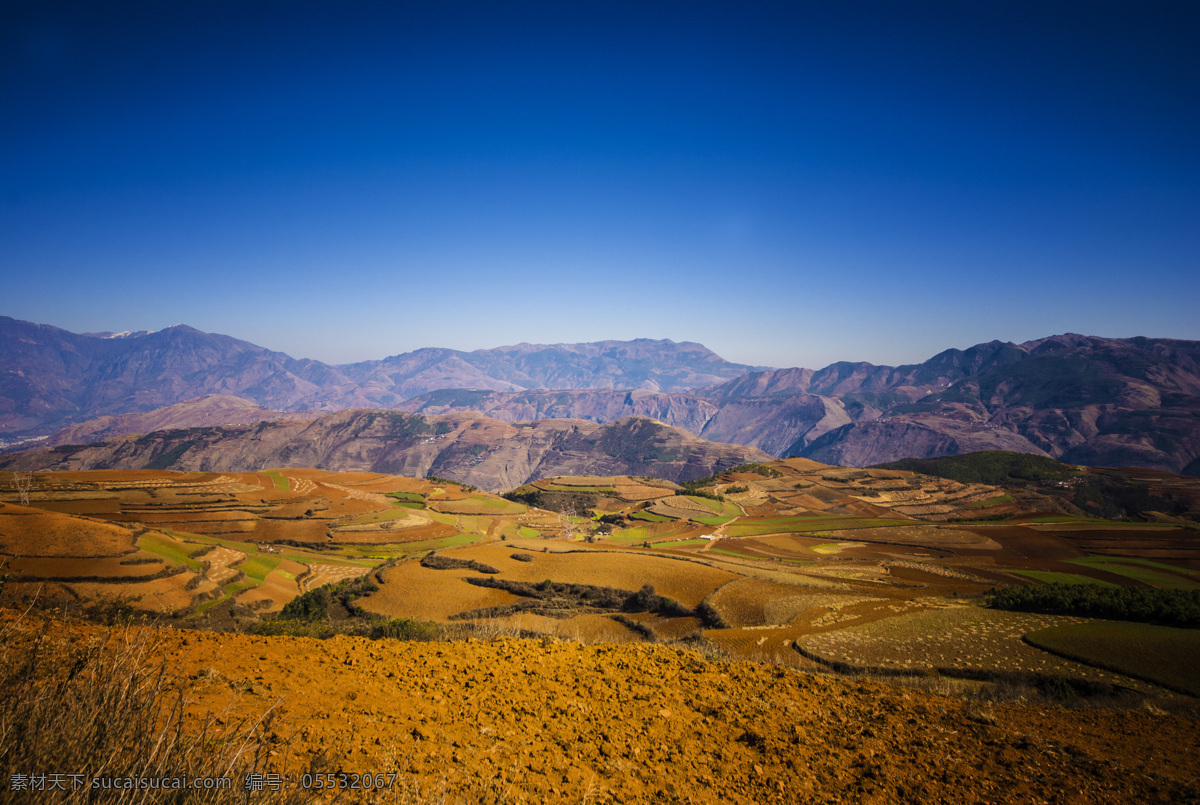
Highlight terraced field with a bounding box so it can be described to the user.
[3,459,1199,706]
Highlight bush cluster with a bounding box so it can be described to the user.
[987,582,1200,628]
[420,553,500,574]
[463,577,692,617]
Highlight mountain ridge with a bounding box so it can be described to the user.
[4,317,1198,475]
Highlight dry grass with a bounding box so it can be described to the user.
[0,608,309,804]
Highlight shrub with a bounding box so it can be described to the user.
[370,617,439,642]
[279,587,329,621]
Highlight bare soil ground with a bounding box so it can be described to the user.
[16,615,1193,804]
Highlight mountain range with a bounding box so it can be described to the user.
[3,316,1198,477]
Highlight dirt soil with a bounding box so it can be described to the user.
[37,621,1190,804]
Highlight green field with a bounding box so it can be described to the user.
[159,528,380,569]
[1017,516,1174,526]
[518,526,541,539]
[387,491,425,503]
[970,494,1014,508]
[348,507,421,525]
[264,471,290,492]
[709,547,758,560]
[608,526,650,543]
[656,538,708,548]
[238,554,281,582]
[1025,621,1200,695]
[725,516,914,538]
[395,532,483,552]
[1009,571,1119,587]
[1067,557,1200,590]
[138,532,204,570]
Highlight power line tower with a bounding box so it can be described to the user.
[559,504,577,540]
[13,473,32,507]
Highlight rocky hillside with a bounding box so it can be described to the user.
[0,412,770,491]
[398,388,719,433]
[796,335,1200,473]
[42,394,312,447]
[374,336,1200,473]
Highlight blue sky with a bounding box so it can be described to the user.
[3,0,1197,370]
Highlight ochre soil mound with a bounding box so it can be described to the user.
[109,626,1198,803]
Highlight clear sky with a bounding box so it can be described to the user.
[3,0,1197,370]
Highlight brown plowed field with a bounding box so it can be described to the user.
[168,520,256,536]
[0,503,135,557]
[558,613,642,643]
[963,526,1087,559]
[203,546,245,585]
[236,563,304,613]
[330,521,458,545]
[35,620,1184,805]
[613,483,675,501]
[707,577,836,627]
[6,553,166,580]
[33,498,123,515]
[66,572,201,615]
[361,561,521,620]
[251,519,330,543]
[457,545,738,608]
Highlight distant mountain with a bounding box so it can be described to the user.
[44,395,312,447]
[392,335,1200,474]
[0,317,379,441]
[0,318,759,441]
[0,412,771,492]
[794,335,1200,473]
[4,317,1198,475]
[339,339,762,403]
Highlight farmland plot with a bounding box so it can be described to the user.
[706,578,853,627]
[0,504,136,557]
[476,547,737,608]
[361,561,519,620]
[796,605,1164,691]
